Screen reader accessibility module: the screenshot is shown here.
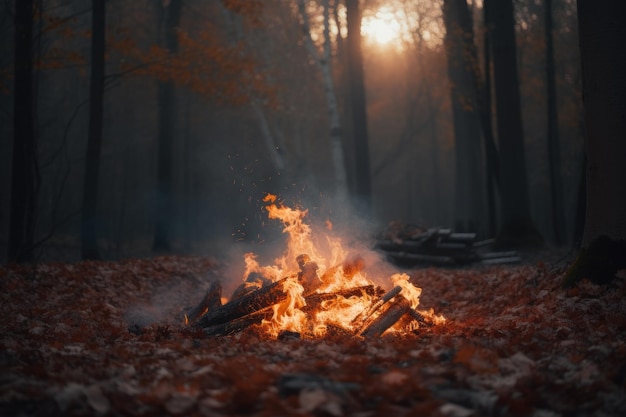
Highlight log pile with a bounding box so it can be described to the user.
[376,222,521,267]
[183,255,437,339]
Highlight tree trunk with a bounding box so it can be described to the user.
[297,0,349,202]
[8,0,37,263]
[562,0,626,287]
[81,0,106,260]
[481,0,499,237]
[346,0,372,215]
[577,0,626,246]
[544,0,565,245]
[442,0,485,234]
[491,0,542,247]
[153,0,183,253]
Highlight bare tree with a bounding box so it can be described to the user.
[480,0,499,237]
[297,0,349,201]
[544,0,565,245]
[8,0,38,263]
[152,0,183,253]
[442,0,485,234]
[346,0,372,215]
[81,0,106,260]
[563,0,626,286]
[490,0,542,247]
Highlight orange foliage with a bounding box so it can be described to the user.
[11,3,273,108]
[120,27,272,105]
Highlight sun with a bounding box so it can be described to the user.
[361,8,403,47]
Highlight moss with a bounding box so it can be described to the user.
[562,235,626,288]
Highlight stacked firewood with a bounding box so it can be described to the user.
[376,222,521,267]
[183,255,435,339]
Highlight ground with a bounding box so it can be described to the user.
[1,255,625,417]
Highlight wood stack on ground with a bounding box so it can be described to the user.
[376,222,521,267]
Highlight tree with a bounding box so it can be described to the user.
[8,0,38,263]
[490,0,542,247]
[442,0,485,234]
[297,0,349,202]
[563,0,626,286]
[345,0,372,215]
[544,0,565,245]
[479,0,499,237]
[152,0,183,253]
[81,0,106,260]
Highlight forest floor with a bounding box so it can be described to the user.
[1,255,625,417]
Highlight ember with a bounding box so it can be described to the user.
[184,194,445,338]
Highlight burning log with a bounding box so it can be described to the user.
[359,294,411,338]
[202,308,273,337]
[194,278,289,329]
[301,285,384,313]
[185,280,222,324]
[352,286,402,332]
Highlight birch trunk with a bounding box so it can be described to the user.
[297,0,349,201]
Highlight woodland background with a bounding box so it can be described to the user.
[0,0,583,263]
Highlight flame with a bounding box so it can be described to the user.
[237,193,442,337]
[391,273,421,309]
[263,277,307,335]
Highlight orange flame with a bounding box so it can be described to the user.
[240,194,441,337]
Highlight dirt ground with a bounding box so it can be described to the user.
[1,255,625,416]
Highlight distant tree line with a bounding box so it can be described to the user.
[2,0,622,268]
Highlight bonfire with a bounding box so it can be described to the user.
[184,193,445,339]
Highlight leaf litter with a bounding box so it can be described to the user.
[1,256,625,416]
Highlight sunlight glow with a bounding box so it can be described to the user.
[362,8,402,47]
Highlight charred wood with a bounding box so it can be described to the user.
[352,286,402,332]
[195,278,288,328]
[185,280,222,324]
[202,308,272,337]
[359,295,411,338]
[408,308,432,327]
[301,285,384,313]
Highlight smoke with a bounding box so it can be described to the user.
[222,189,401,292]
